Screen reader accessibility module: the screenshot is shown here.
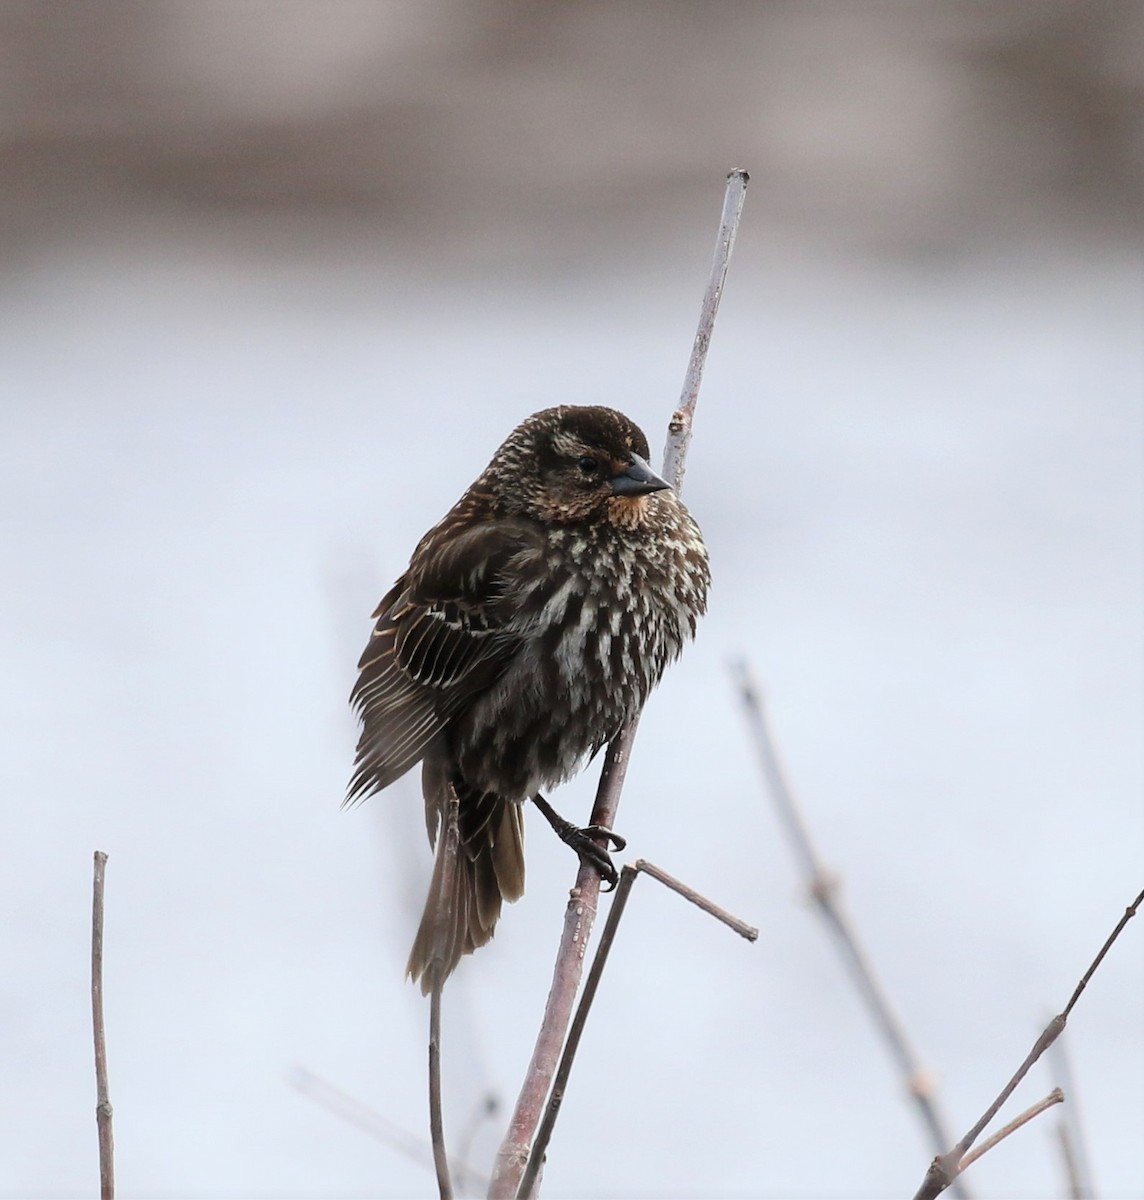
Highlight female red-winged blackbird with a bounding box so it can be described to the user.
[348,405,709,991]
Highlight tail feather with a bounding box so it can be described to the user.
[406,762,525,994]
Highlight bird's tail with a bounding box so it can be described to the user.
[406,759,525,994]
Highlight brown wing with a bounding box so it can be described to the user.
[346,514,545,804]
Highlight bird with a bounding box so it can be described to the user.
[347,405,709,992]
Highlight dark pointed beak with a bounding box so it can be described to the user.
[611,453,671,497]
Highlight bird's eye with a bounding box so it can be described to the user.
[577,456,600,475]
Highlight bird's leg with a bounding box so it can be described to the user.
[530,794,626,891]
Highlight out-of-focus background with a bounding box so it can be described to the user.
[2,3,1141,1197]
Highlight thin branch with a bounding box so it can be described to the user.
[629,858,758,941]
[91,850,114,1200]
[514,866,639,1200]
[1062,891,1142,1020]
[945,1016,1066,1177]
[429,786,463,1200]
[662,167,749,491]
[959,1089,1065,1172]
[488,168,749,1200]
[732,663,966,1192]
[914,1091,1065,1200]
[489,720,641,1199]
[290,1068,488,1193]
[912,886,1143,1200]
[518,860,756,1196]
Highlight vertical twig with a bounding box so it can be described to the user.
[515,866,640,1199]
[732,663,968,1192]
[662,167,749,490]
[488,168,749,1200]
[518,860,756,1196]
[429,788,462,1200]
[489,721,641,1199]
[91,851,114,1200]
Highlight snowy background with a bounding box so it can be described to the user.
[2,4,1141,1198]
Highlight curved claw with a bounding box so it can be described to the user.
[562,829,620,890]
[580,825,627,853]
[580,839,620,890]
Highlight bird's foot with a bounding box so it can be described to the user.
[559,823,626,890]
[531,795,626,891]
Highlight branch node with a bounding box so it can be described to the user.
[734,663,964,1182]
[808,869,840,907]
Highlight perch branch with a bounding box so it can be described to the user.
[732,662,966,1192]
[912,886,1143,1200]
[662,166,749,491]
[488,168,749,1200]
[91,850,114,1200]
[513,865,640,1200]
[489,720,640,1198]
[517,860,756,1197]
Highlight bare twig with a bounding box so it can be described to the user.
[290,1068,488,1193]
[732,663,966,1192]
[914,1091,1065,1200]
[662,167,749,491]
[912,886,1143,1200]
[959,1089,1065,1172]
[1061,891,1142,1020]
[629,858,758,941]
[488,168,749,1200]
[429,786,462,1200]
[489,721,641,1198]
[517,860,756,1196]
[513,865,639,1200]
[91,851,114,1200]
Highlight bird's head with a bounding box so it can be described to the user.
[486,406,671,525]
